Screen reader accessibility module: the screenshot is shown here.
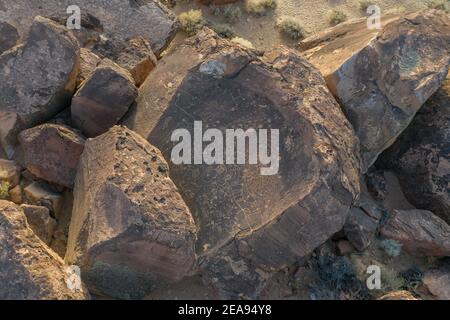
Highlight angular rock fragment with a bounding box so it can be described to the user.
[23,182,63,215]
[381,209,450,257]
[19,124,86,188]
[116,38,158,87]
[0,16,80,158]
[21,204,57,245]
[65,126,197,299]
[377,75,450,223]
[71,59,138,138]
[0,200,89,299]
[77,48,101,89]
[299,10,450,171]
[344,203,381,252]
[124,29,360,297]
[0,0,178,57]
[0,21,19,54]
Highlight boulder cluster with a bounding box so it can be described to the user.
[0,1,449,300]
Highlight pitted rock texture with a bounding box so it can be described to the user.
[124,29,360,297]
[0,16,80,158]
[299,10,450,171]
[65,126,197,299]
[0,200,89,299]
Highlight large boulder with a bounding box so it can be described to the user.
[19,124,86,188]
[380,209,450,257]
[0,0,178,57]
[65,126,197,299]
[0,200,89,299]
[0,16,80,158]
[124,29,360,297]
[299,10,450,171]
[377,75,450,223]
[71,59,138,138]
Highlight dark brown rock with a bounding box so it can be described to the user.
[299,10,450,171]
[65,126,197,299]
[0,200,89,299]
[124,29,360,297]
[0,16,80,158]
[377,74,450,223]
[19,124,86,188]
[380,209,450,257]
[71,59,138,138]
[0,21,19,54]
[21,204,56,245]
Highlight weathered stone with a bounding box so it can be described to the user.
[378,290,418,300]
[0,200,89,299]
[77,48,101,89]
[0,16,80,158]
[0,0,178,57]
[0,21,19,54]
[124,29,360,297]
[71,59,138,138]
[423,263,450,300]
[9,185,22,204]
[299,10,450,171]
[116,38,157,87]
[21,204,56,245]
[0,159,21,187]
[377,75,450,223]
[65,126,197,299]
[23,182,63,215]
[19,124,86,188]
[336,240,354,255]
[381,209,450,257]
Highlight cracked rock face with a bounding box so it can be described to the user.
[0,200,89,299]
[0,16,80,158]
[377,74,450,224]
[124,29,360,297]
[65,126,197,299]
[0,0,178,57]
[299,10,450,171]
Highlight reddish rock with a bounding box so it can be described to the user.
[21,204,57,245]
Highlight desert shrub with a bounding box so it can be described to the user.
[231,37,254,49]
[380,267,405,293]
[245,0,277,16]
[359,0,376,12]
[427,0,450,12]
[400,267,423,292]
[178,10,205,36]
[0,180,10,200]
[211,4,242,23]
[212,23,236,38]
[380,239,402,258]
[310,255,370,300]
[328,9,348,26]
[276,17,307,40]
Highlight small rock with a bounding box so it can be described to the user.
[71,59,138,137]
[77,48,101,89]
[0,159,21,187]
[423,264,450,300]
[0,200,89,299]
[21,204,56,245]
[380,209,450,257]
[23,182,63,215]
[337,240,354,255]
[9,185,22,204]
[19,124,86,188]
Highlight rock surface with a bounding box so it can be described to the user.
[377,74,450,223]
[0,16,80,158]
[0,0,178,57]
[0,159,21,187]
[21,204,57,245]
[0,200,88,299]
[19,124,86,188]
[77,48,101,89]
[381,209,450,257]
[0,21,19,54]
[299,10,450,171]
[65,126,197,299]
[423,264,450,300]
[124,29,360,297]
[71,59,138,138]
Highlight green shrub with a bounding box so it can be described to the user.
[0,180,10,200]
[427,0,450,12]
[328,9,348,26]
[380,239,402,258]
[245,0,277,16]
[276,17,307,40]
[231,37,254,49]
[211,4,242,23]
[178,10,205,36]
[380,267,405,293]
[359,0,376,12]
[212,24,236,39]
